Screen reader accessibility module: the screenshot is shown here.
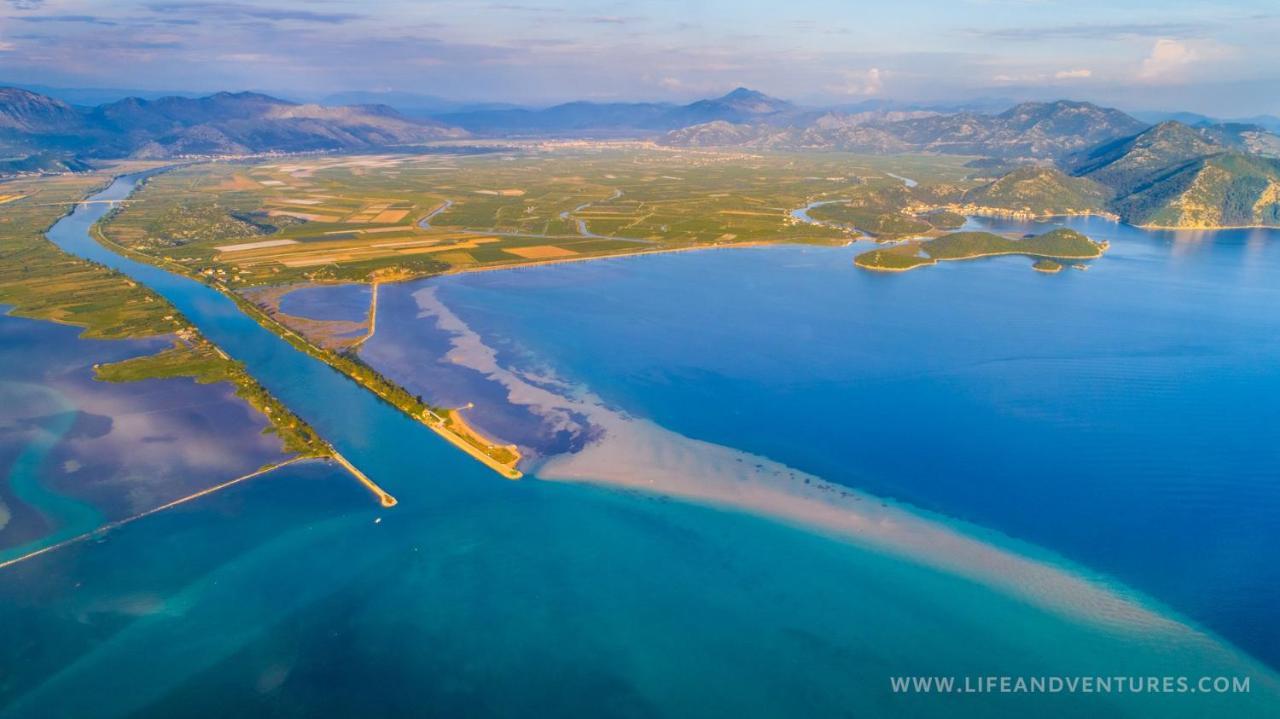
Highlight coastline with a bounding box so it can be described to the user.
[939,203,1278,232]
[1137,221,1280,230]
[437,239,777,278]
[40,168,1280,691]
[410,283,1280,680]
[223,284,524,479]
[927,204,1121,223]
[85,194,524,480]
[855,246,1104,272]
[425,407,522,480]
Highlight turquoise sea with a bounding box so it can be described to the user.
[1,174,1278,717]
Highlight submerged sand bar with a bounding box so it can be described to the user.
[409,282,1279,678]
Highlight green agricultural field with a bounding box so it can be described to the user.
[0,170,181,338]
[100,145,983,287]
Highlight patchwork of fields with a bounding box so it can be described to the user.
[100,144,979,286]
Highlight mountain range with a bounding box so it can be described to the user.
[954,120,1280,227]
[1071,121,1280,227]
[434,87,797,136]
[0,87,463,161]
[661,99,1150,160]
[3,84,1279,229]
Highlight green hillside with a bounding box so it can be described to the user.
[961,167,1111,215]
[1072,121,1219,197]
[1062,120,1280,227]
[854,228,1105,271]
[1111,153,1280,227]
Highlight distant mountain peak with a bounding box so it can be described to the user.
[678,87,793,122]
[1143,119,1203,139]
[719,87,769,101]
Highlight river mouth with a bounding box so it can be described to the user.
[6,170,1278,717]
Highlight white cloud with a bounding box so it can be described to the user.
[831,67,883,96]
[1053,68,1091,79]
[0,41,14,52]
[1137,38,1196,81]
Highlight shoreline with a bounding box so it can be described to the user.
[855,247,1104,272]
[932,205,1121,223]
[1137,221,1280,230]
[949,205,1278,232]
[68,173,1280,681]
[223,284,525,479]
[437,239,777,278]
[86,195,525,481]
[410,284,1279,679]
[425,407,522,480]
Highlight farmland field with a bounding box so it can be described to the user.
[100,145,980,287]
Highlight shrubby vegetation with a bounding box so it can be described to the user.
[855,229,1104,271]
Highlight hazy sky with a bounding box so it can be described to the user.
[2,0,1279,115]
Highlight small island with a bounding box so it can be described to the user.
[1032,259,1064,273]
[853,229,1105,272]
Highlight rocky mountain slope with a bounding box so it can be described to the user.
[970,120,1280,227]
[661,100,1149,160]
[0,87,466,166]
[438,87,796,136]
[959,167,1112,216]
[1103,150,1280,228]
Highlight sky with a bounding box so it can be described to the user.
[1,0,1279,115]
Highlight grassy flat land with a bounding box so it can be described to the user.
[0,167,328,457]
[854,229,1105,272]
[100,145,980,287]
[0,171,181,338]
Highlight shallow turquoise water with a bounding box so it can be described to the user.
[2,174,1277,717]
[0,381,101,563]
[389,215,1280,672]
[0,312,289,560]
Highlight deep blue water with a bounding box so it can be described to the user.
[399,216,1280,669]
[2,175,1277,717]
